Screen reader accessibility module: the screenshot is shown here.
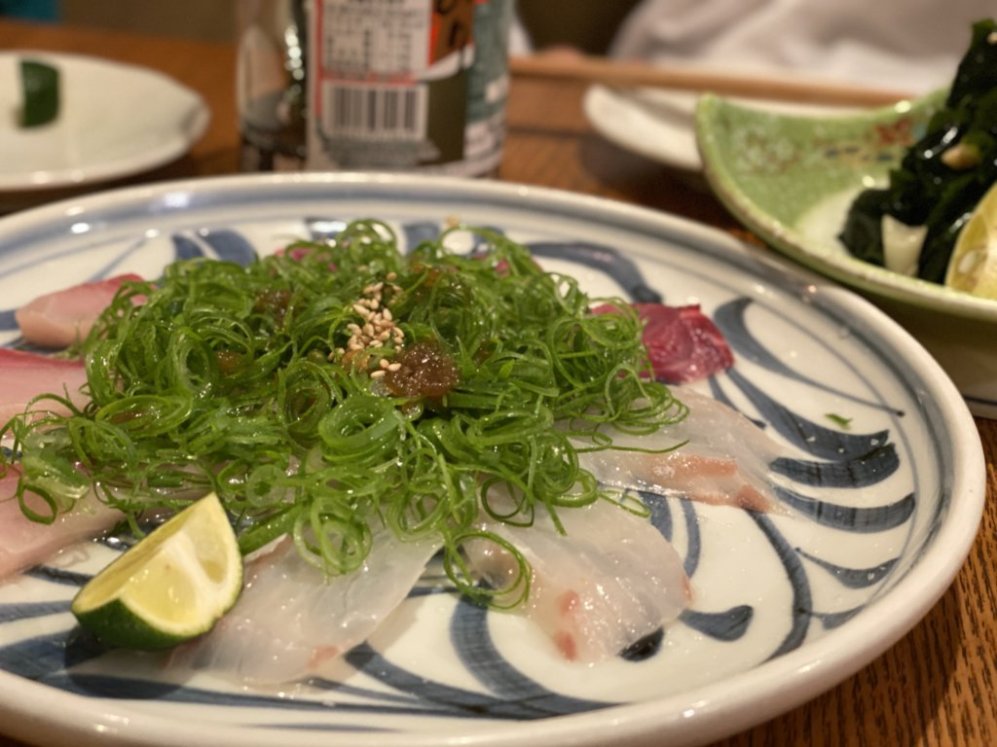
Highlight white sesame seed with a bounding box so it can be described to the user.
[387,362,402,372]
[370,370,386,379]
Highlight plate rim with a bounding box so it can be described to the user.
[0,172,985,747]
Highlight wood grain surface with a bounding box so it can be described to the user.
[0,18,994,747]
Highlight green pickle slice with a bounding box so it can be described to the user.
[19,58,60,128]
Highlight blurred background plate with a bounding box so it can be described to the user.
[0,51,209,191]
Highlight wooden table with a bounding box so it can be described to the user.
[0,18,994,747]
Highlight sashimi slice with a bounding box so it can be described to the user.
[15,273,142,349]
[0,349,88,425]
[592,302,734,383]
[177,528,442,685]
[465,498,689,663]
[0,468,121,579]
[579,386,781,512]
[636,303,734,383]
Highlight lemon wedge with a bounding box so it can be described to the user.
[71,493,242,650]
[944,182,997,299]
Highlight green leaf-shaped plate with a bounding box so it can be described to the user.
[695,90,997,417]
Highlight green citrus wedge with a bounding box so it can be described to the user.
[19,59,60,128]
[71,493,242,650]
[944,182,997,299]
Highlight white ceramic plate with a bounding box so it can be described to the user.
[0,174,985,747]
[0,51,210,191]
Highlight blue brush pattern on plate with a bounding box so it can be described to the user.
[0,222,915,713]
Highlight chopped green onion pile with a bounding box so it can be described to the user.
[2,220,686,601]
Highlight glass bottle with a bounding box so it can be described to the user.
[236,0,513,177]
[236,0,308,172]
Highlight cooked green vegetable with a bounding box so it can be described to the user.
[1,220,685,595]
[824,413,852,429]
[839,18,997,282]
[19,59,60,128]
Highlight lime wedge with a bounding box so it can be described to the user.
[19,59,60,128]
[945,183,997,299]
[71,493,243,650]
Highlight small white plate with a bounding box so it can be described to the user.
[0,51,210,191]
[584,85,703,171]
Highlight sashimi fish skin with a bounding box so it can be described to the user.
[0,468,121,580]
[176,529,442,685]
[15,273,142,349]
[0,349,88,426]
[579,385,781,512]
[465,498,689,663]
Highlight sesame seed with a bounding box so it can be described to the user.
[387,362,401,372]
[370,370,386,379]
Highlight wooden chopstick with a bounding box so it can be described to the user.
[508,54,914,108]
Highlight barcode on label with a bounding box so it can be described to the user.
[320,82,428,140]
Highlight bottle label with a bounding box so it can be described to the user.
[307,0,510,176]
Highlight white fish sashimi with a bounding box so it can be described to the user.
[0,469,121,580]
[176,528,442,685]
[465,498,689,663]
[579,385,782,512]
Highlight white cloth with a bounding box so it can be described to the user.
[607,0,994,93]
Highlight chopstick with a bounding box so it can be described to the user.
[508,54,913,107]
